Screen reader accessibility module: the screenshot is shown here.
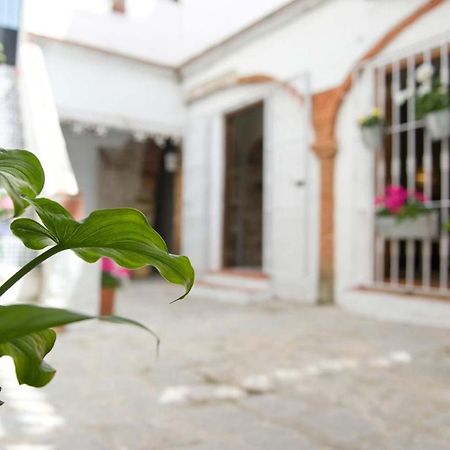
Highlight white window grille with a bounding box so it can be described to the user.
[369,34,450,297]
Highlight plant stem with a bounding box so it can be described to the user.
[0,246,63,298]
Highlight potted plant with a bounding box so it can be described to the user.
[375,185,438,239]
[358,107,384,150]
[415,63,450,141]
[100,257,130,315]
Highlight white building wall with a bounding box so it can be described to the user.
[379,0,450,55]
[335,68,375,299]
[181,0,426,302]
[33,38,185,137]
[335,1,450,320]
[181,0,427,94]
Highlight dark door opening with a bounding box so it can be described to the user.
[224,102,264,269]
[98,137,181,261]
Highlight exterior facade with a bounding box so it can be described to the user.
[5,0,449,323]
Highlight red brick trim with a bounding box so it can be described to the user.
[237,75,305,103]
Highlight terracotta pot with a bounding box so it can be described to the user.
[100,288,116,315]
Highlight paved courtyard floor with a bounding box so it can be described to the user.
[0,279,450,450]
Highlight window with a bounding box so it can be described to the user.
[373,42,450,296]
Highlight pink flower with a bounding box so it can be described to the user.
[384,185,407,214]
[101,257,130,279]
[101,257,115,273]
[375,195,385,207]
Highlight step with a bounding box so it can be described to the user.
[192,271,272,305]
[201,271,270,291]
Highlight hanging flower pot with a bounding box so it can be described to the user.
[375,185,438,239]
[415,64,450,141]
[424,108,450,141]
[358,107,384,151]
[361,124,384,151]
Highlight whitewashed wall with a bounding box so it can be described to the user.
[181,0,426,94]
[335,68,375,300]
[335,1,450,307]
[33,38,184,137]
[380,0,450,55]
[181,0,427,303]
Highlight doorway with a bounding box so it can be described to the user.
[223,102,264,269]
[98,137,181,254]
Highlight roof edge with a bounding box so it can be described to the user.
[26,32,179,74]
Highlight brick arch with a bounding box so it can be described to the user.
[237,74,305,104]
[312,0,444,303]
[186,73,306,104]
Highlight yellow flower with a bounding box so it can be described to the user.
[372,107,381,118]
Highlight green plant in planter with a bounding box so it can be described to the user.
[416,81,450,119]
[358,107,383,128]
[0,148,194,400]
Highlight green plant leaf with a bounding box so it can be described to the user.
[0,149,45,216]
[0,304,159,387]
[11,198,194,299]
[0,329,57,387]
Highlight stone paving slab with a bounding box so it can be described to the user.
[0,280,450,449]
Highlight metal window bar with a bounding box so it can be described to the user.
[372,36,450,297]
[422,49,433,290]
[406,54,416,288]
[440,43,450,292]
[375,65,386,283]
[390,60,401,285]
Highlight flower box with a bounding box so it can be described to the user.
[424,108,450,141]
[375,211,439,239]
[361,125,384,151]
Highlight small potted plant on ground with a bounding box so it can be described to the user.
[100,257,130,315]
[359,107,384,150]
[375,185,438,239]
[415,63,450,141]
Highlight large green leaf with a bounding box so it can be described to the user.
[0,149,45,216]
[0,304,159,387]
[11,197,194,299]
